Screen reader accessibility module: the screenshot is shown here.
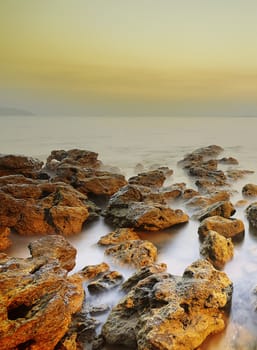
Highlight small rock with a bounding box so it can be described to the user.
[198,216,245,240]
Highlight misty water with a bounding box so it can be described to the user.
[2,115,257,349]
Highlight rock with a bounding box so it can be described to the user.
[45,149,101,171]
[186,191,231,210]
[105,201,189,231]
[0,236,84,350]
[105,239,158,268]
[200,230,234,269]
[87,271,124,294]
[102,259,232,350]
[178,145,224,169]
[0,227,11,251]
[246,202,257,228]
[98,228,140,245]
[218,157,239,165]
[198,216,245,240]
[242,183,257,197]
[0,179,95,236]
[0,154,44,178]
[128,169,171,188]
[194,201,236,221]
[53,164,127,196]
[226,169,254,180]
[182,188,200,200]
[78,262,110,281]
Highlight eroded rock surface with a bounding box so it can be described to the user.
[242,183,257,197]
[198,216,245,240]
[0,154,44,178]
[246,202,257,228]
[128,168,172,188]
[0,235,84,350]
[193,201,236,221]
[102,259,233,350]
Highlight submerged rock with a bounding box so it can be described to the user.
[198,216,245,240]
[0,235,84,350]
[102,259,233,350]
[0,154,44,178]
[200,230,234,269]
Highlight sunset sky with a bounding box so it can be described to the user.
[1,0,257,116]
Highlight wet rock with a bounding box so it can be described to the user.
[226,169,254,180]
[0,235,84,350]
[186,191,231,210]
[102,259,232,350]
[105,201,189,231]
[87,271,124,294]
[242,183,257,197]
[200,230,234,269]
[53,164,127,196]
[105,239,158,268]
[128,168,172,188]
[194,201,236,221]
[0,154,44,178]
[198,216,245,240]
[0,227,11,251]
[0,179,94,236]
[218,157,239,165]
[78,262,110,281]
[182,188,200,200]
[98,227,140,245]
[45,149,101,171]
[178,145,224,169]
[246,202,257,228]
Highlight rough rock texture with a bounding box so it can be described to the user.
[200,230,234,269]
[45,149,101,171]
[0,235,84,350]
[186,191,231,210]
[105,239,158,268]
[98,228,140,245]
[102,259,233,350]
[105,201,189,231]
[246,202,257,228]
[226,169,254,180]
[194,201,236,221]
[87,271,124,294]
[0,154,44,178]
[53,164,127,196]
[218,157,239,165]
[242,183,257,197]
[198,216,245,240]
[128,169,171,188]
[0,176,95,236]
[0,227,11,251]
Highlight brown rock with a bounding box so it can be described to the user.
[218,157,239,165]
[87,270,123,294]
[105,239,158,268]
[0,154,44,178]
[128,169,169,188]
[98,228,140,246]
[200,230,234,269]
[246,202,257,228]
[198,215,245,240]
[194,201,236,221]
[242,183,257,197]
[0,236,84,350]
[0,227,11,251]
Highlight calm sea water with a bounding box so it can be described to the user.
[2,115,257,349]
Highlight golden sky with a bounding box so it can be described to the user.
[1,0,257,116]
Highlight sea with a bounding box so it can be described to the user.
[2,115,257,349]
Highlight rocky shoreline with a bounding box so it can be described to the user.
[1,145,257,349]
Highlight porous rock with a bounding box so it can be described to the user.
[0,235,84,350]
[128,169,171,188]
[198,215,245,240]
[102,259,233,350]
[98,228,140,246]
[194,201,236,221]
[0,227,11,251]
[200,230,234,269]
[0,154,44,178]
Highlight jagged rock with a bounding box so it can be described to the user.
[0,227,11,251]
[78,262,110,281]
[128,169,171,188]
[246,202,257,228]
[186,191,230,210]
[198,216,245,240]
[105,201,189,231]
[178,145,224,169]
[98,228,140,245]
[53,164,127,196]
[45,149,101,171]
[242,183,257,197]
[0,154,44,178]
[182,188,200,200]
[218,157,239,165]
[194,201,236,221]
[200,230,234,269]
[0,235,84,350]
[105,239,158,268]
[87,271,124,294]
[226,169,254,180]
[102,259,232,350]
[195,178,229,193]
[0,178,96,236]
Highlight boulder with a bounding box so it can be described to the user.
[87,270,124,294]
[102,259,233,350]
[0,154,44,178]
[186,191,231,210]
[0,178,96,236]
[105,239,158,268]
[53,164,127,196]
[194,201,236,221]
[218,157,239,165]
[98,228,140,245]
[198,216,245,240]
[242,184,257,197]
[0,235,84,350]
[246,202,257,228]
[226,169,254,180]
[128,169,171,188]
[0,227,11,251]
[200,230,234,269]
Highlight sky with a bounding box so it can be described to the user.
[1,0,257,116]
